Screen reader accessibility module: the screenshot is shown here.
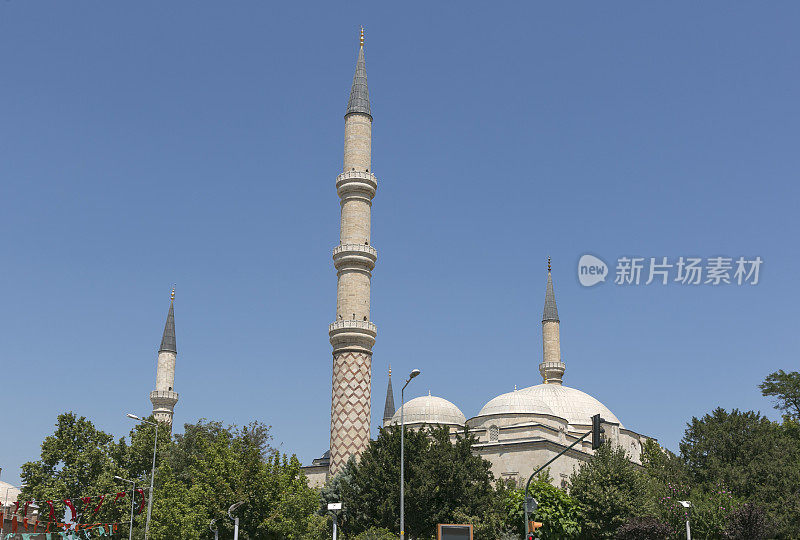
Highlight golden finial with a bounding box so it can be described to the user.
[388,364,392,377]
[360,26,364,48]
[548,256,551,272]
[170,286,175,302]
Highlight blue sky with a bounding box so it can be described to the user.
[2,2,798,485]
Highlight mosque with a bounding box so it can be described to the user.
[0,30,651,522]
[108,29,650,491]
[300,30,652,489]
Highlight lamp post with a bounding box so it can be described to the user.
[127,413,159,540]
[400,368,420,540]
[114,476,136,540]
[209,519,218,540]
[228,501,245,540]
[327,502,342,540]
[679,501,692,540]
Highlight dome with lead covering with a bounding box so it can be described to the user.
[477,389,555,417]
[390,394,466,427]
[518,384,622,426]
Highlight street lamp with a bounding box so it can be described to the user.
[678,500,692,540]
[228,501,245,540]
[327,502,342,540]
[127,413,159,540]
[209,519,218,540]
[114,476,136,540]
[400,368,420,540]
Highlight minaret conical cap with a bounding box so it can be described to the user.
[345,28,371,118]
[159,291,176,353]
[383,366,395,422]
[542,261,559,323]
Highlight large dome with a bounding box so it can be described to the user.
[477,389,555,417]
[518,384,622,426]
[391,394,466,427]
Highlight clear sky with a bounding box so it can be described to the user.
[2,2,798,486]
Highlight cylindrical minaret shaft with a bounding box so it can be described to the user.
[329,29,378,476]
[540,259,566,385]
[151,288,179,426]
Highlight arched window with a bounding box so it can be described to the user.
[489,425,499,442]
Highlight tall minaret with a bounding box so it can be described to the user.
[328,27,379,475]
[540,259,566,384]
[382,366,395,427]
[150,288,179,426]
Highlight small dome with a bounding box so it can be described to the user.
[477,389,555,417]
[519,384,622,426]
[391,394,466,427]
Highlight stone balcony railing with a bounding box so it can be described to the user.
[328,319,377,351]
[336,170,378,199]
[332,243,378,271]
[150,390,179,405]
[539,361,565,370]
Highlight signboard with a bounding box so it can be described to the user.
[437,524,473,540]
[327,502,342,511]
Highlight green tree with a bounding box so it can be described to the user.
[20,412,129,525]
[149,419,325,540]
[20,414,325,539]
[332,425,503,539]
[680,408,800,538]
[639,439,689,488]
[724,502,774,540]
[503,475,581,540]
[638,439,693,533]
[568,444,647,540]
[614,516,673,540]
[759,369,800,420]
[352,527,398,540]
[689,483,740,540]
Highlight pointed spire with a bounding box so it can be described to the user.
[383,365,395,423]
[542,259,559,322]
[345,27,371,118]
[159,288,176,353]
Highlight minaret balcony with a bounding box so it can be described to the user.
[539,361,566,384]
[329,319,377,351]
[150,389,179,407]
[333,243,378,271]
[336,170,378,200]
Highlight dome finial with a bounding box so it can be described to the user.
[548,256,551,273]
[388,364,391,377]
[170,286,175,302]
[360,26,364,48]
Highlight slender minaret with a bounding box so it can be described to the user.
[150,288,179,426]
[382,366,395,427]
[328,27,379,475]
[540,258,566,384]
